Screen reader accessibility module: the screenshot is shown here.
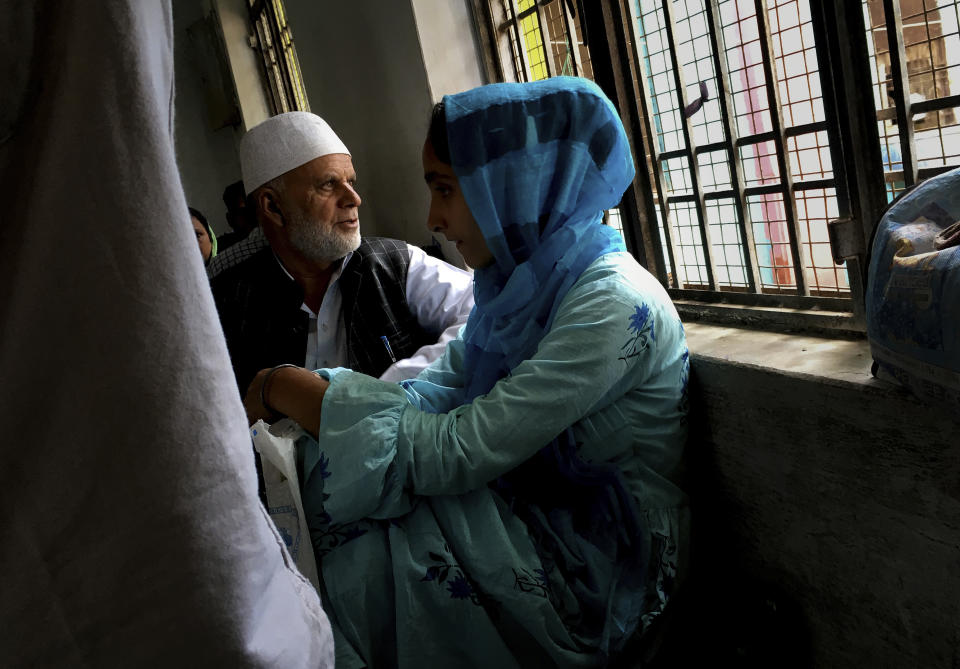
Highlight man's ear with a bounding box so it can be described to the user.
[255,188,286,230]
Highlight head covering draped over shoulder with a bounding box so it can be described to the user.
[443,77,635,401]
[239,111,350,195]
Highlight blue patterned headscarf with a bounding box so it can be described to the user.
[443,77,635,401]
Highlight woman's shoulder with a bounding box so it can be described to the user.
[569,251,676,313]
[558,251,685,364]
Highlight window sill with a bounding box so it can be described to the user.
[683,321,878,389]
[675,300,864,339]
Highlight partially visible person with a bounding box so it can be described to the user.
[211,111,474,391]
[189,205,216,265]
[0,1,334,666]
[242,78,689,668]
[206,218,268,278]
[215,179,255,251]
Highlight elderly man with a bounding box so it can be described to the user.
[211,112,473,393]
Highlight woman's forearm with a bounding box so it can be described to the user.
[244,366,328,437]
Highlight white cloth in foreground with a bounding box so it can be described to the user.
[0,2,334,666]
[240,111,351,194]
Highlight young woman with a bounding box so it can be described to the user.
[244,77,689,668]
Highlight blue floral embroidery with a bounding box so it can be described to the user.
[421,551,484,606]
[312,521,370,557]
[620,303,656,362]
[317,451,332,479]
[512,567,550,598]
[678,349,690,414]
[447,574,474,599]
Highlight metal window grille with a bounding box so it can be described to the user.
[497,0,593,81]
[863,0,960,201]
[249,0,310,114]
[475,0,960,326]
[624,0,850,297]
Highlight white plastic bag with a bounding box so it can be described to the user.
[251,418,320,590]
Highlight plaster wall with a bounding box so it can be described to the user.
[283,0,435,247]
[410,0,487,101]
[283,0,483,264]
[683,323,960,668]
[172,0,243,236]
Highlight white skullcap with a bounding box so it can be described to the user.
[239,111,350,195]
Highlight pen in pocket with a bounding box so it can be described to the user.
[380,335,397,363]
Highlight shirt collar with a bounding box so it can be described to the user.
[272,249,354,284]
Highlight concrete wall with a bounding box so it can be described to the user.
[676,324,960,669]
[283,0,432,245]
[172,0,243,236]
[283,0,482,263]
[411,0,486,101]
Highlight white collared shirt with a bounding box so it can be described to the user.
[277,244,474,381]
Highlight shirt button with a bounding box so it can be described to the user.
[321,323,328,331]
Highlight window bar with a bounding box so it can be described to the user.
[881,0,918,186]
[695,141,727,154]
[587,0,661,271]
[470,0,506,82]
[507,0,536,82]
[273,0,308,111]
[253,14,286,113]
[735,130,777,146]
[658,148,689,161]
[705,0,762,292]
[264,4,297,111]
[753,0,810,295]
[661,0,718,290]
[912,94,960,116]
[620,0,682,287]
[743,183,786,197]
[533,1,556,77]
[783,120,829,138]
[560,0,584,76]
[793,178,838,192]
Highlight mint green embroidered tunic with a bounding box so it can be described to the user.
[298,252,689,668]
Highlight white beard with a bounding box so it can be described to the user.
[286,207,361,264]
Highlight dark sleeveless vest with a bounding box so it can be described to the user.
[211,237,436,393]
[341,237,436,375]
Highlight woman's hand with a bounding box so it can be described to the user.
[243,365,330,437]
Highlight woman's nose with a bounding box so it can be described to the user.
[426,207,445,234]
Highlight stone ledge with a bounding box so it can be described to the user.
[683,321,881,389]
